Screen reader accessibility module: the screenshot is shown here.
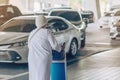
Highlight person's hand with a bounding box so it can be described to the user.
[61,42,65,51]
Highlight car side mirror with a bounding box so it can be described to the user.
[83,18,89,24]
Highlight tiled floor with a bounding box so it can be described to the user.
[67,48,120,80]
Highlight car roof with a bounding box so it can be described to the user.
[12,16,36,20]
[44,7,72,12]
[22,11,48,16]
[49,9,79,12]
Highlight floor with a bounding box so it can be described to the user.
[67,48,120,80]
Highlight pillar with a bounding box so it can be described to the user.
[82,0,101,20]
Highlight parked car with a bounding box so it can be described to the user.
[110,19,120,39]
[98,9,120,28]
[22,11,48,16]
[81,10,94,23]
[0,16,81,63]
[0,4,22,26]
[48,9,87,48]
[98,9,120,39]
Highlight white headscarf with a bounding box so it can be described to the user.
[29,15,47,41]
[35,15,47,28]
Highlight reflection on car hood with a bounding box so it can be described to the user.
[70,21,81,25]
[0,32,29,45]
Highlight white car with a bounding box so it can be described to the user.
[110,19,120,39]
[48,9,87,48]
[0,16,81,63]
[98,9,120,28]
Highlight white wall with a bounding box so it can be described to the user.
[108,0,120,6]
[9,0,69,13]
[0,0,8,4]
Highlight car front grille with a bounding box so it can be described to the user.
[0,50,21,62]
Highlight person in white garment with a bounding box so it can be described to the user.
[28,15,61,80]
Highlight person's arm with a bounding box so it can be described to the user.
[47,30,61,52]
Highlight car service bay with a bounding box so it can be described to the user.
[0,0,120,80]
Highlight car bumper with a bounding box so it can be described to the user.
[99,20,109,27]
[0,46,28,63]
[110,27,119,38]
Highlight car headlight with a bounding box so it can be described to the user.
[10,41,28,47]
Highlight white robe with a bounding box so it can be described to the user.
[28,28,60,80]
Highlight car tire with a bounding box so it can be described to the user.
[100,26,103,28]
[111,37,116,40]
[81,32,86,48]
[69,39,78,56]
[81,36,86,48]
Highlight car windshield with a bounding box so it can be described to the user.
[1,19,36,32]
[82,14,93,18]
[114,11,120,16]
[104,10,120,16]
[104,12,113,16]
[0,6,14,18]
[0,6,7,18]
[50,11,81,21]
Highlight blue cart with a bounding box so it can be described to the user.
[51,50,67,80]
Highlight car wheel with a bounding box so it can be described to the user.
[100,26,103,28]
[81,37,86,48]
[111,37,116,40]
[69,39,78,56]
[81,32,86,48]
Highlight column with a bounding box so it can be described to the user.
[82,0,101,20]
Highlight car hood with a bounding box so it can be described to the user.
[0,32,29,45]
[99,16,120,23]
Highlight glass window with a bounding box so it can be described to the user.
[7,7,14,14]
[22,24,36,32]
[47,19,68,33]
[50,11,81,21]
[0,6,7,18]
[1,19,36,32]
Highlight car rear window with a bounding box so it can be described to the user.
[104,11,120,16]
[50,11,81,21]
